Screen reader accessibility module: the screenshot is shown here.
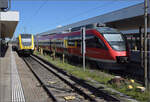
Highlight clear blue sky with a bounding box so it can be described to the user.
[11,0,144,37]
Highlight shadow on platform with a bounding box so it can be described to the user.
[16,51,30,57]
[0,45,8,57]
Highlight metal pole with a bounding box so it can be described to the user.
[8,0,11,11]
[144,0,148,89]
[81,27,86,71]
[24,27,26,34]
[140,26,144,68]
[148,38,150,91]
[0,23,1,57]
[148,0,150,91]
[0,22,1,72]
[131,35,133,51]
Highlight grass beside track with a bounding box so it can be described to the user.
[34,51,150,102]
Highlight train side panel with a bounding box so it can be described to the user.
[35,27,129,70]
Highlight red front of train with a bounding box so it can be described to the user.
[36,26,130,70]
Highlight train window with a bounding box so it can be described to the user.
[77,40,81,47]
[56,42,63,47]
[86,35,106,49]
[38,41,50,46]
[67,35,80,47]
[67,34,106,49]
[103,34,123,42]
[68,35,80,40]
[68,40,75,46]
[22,39,31,42]
[21,34,32,38]
[103,34,126,51]
[51,40,64,48]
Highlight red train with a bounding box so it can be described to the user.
[35,24,130,70]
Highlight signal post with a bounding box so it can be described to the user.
[148,0,150,91]
[81,27,86,71]
[0,23,1,57]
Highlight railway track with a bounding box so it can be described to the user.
[23,55,120,102]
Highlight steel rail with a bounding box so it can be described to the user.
[30,54,121,102]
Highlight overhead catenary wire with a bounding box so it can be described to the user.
[51,1,114,26]
[15,0,110,36]
[17,0,142,34]
[25,1,116,34]
[22,0,48,32]
[40,0,137,31]
[40,1,117,30]
[11,0,142,1]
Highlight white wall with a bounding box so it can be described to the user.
[0,11,19,21]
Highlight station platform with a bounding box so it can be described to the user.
[0,45,50,102]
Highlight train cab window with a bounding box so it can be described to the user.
[103,34,126,51]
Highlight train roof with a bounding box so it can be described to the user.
[37,23,106,36]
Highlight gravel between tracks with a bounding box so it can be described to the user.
[24,56,91,102]
[23,55,120,102]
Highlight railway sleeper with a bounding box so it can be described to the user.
[31,54,120,102]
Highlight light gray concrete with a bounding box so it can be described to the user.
[14,49,51,102]
[0,46,25,102]
[0,45,51,102]
[0,46,11,102]
[11,46,25,102]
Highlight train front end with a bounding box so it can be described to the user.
[103,33,129,63]
[96,27,130,70]
[18,34,34,55]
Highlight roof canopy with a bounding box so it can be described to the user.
[38,2,149,35]
[0,11,19,38]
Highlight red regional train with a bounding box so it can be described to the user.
[35,23,130,70]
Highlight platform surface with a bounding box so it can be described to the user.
[0,45,50,102]
[0,45,11,102]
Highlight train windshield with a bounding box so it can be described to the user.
[21,34,32,46]
[103,34,126,51]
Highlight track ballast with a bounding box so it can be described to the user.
[23,55,120,102]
